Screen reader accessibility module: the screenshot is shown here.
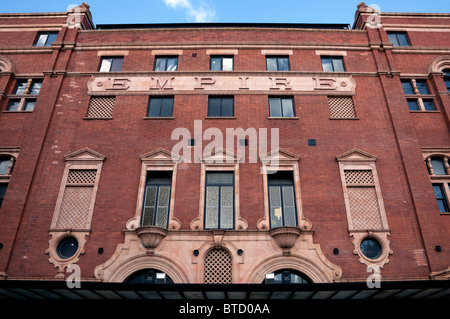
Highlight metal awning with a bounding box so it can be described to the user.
[0,279,449,300]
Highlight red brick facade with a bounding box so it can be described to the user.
[0,3,449,285]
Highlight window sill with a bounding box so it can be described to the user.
[143,117,175,120]
[205,117,236,119]
[409,111,440,113]
[83,117,113,120]
[2,111,33,113]
[268,117,299,120]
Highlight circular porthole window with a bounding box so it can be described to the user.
[57,237,79,259]
[360,238,382,259]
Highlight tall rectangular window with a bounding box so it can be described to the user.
[99,56,123,72]
[387,32,410,47]
[208,96,234,117]
[268,171,297,228]
[154,56,178,71]
[425,154,450,214]
[269,97,295,117]
[147,97,174,117]
[0,184,7,209]
[142,171,172,228]
[204,172,234,229]
[321,56,346,72]
[34,32,58,46]
[266,56,290,71]
[7,78,42,112]
[210,56,233,71]
[433,184,450,213]
[444,70,450,92]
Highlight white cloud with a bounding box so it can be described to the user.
[164,0,216,22]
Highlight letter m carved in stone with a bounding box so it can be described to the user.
[151,77,174,90]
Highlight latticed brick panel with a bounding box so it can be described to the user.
[344,170,374,185]
[56,186,93,229]
[328,97,356,118]
[347,187,383,230]
[67,169,97,184]
[86,97,115,118]
[204,249,232,284]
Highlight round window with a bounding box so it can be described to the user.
[57,237,79,259]
[360,238,382,259]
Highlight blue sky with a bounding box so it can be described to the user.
[1,0,449,25]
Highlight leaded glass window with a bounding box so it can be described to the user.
[204,172,234,229]
[142,171,172,228]
[268,171,297,228]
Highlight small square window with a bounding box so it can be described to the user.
[387,32,410,47]
[269,97,295,117]
[147,97,174,117]
[99,56,123,72]
[321,56,346,72]
[266,56,290,71]
[308,139,317,146]
[239,139,248,146]
[154,56,178,71]
[34,32,58,47]
[210,56,233,71]
[208,96,234,117]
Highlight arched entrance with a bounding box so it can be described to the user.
[262,269,311,284]
[125,268,174,284]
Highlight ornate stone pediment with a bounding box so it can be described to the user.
[64,147,106,162]
[336,148,377,163]
[200,148,241,164]
[140,147,180,164]
[259,148,299,164]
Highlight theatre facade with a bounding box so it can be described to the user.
[0,2,449,298]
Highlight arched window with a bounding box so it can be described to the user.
[427,156,449,176]
[0,156,14,175]
[125,269,173,284]
[263,269,311,284]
